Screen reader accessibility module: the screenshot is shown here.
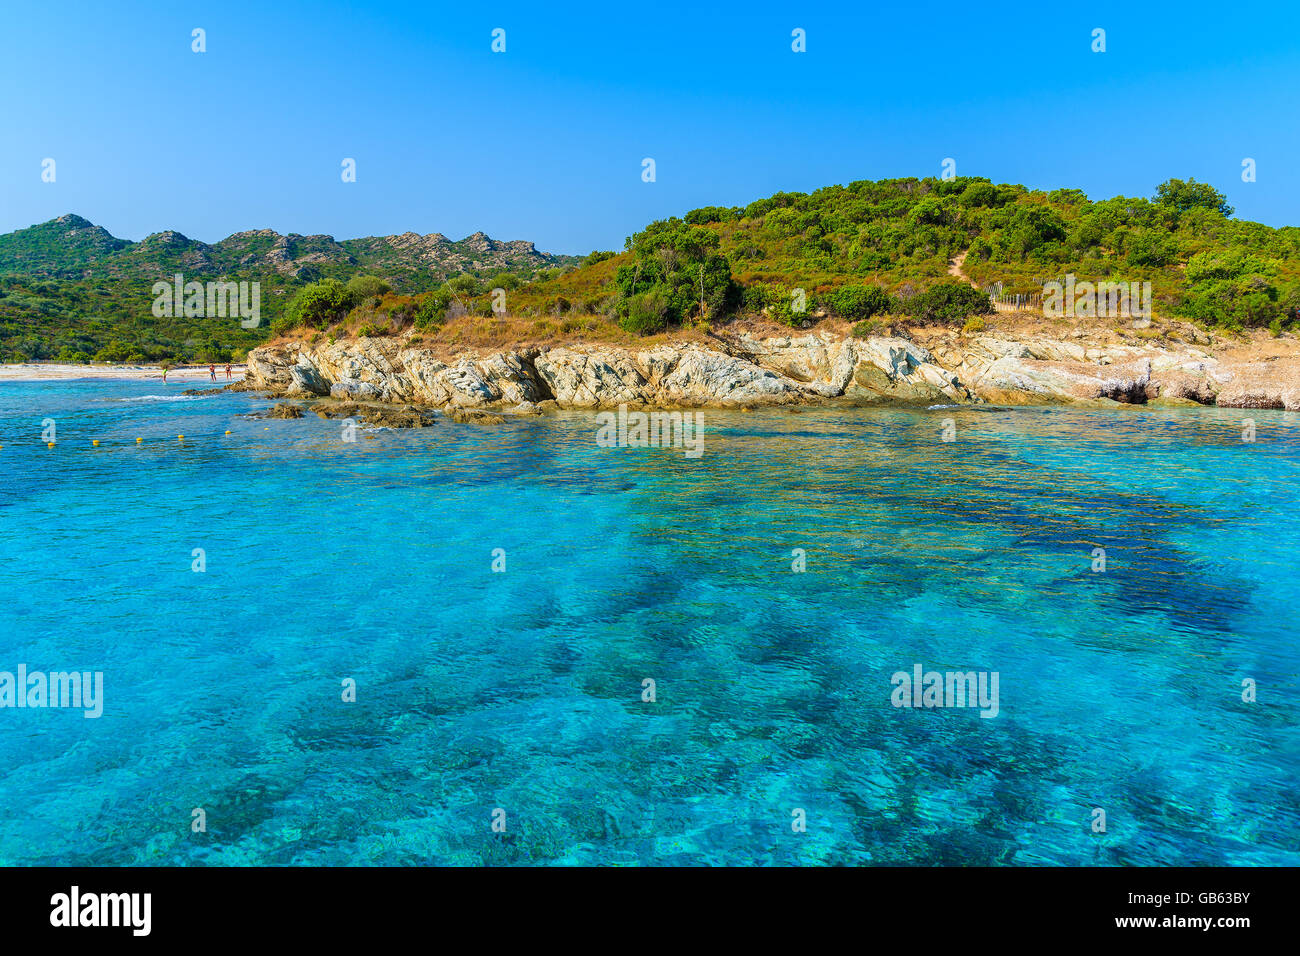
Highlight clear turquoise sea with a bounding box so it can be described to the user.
[0,379,1297,865]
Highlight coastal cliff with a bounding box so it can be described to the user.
[244,319,1300,413]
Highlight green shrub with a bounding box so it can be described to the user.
[741,283,776,313]
[959,181,1006,208]
[581,250,617,267]
[1178,283,1278,328]
[767,285,810,327]
[1185,250,1273,283]
[286,278,351,329]
[345,275,392,301]
[413,290,453,330]
[763,208,801,239]
[614,221,734,326]
[620,289,670,335]
[902,282,993,324]
[1154,178,1233,217]
[447,274,484,296]
[823,284,893,319]
[684,206,739,225]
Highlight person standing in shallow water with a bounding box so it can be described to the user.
[225,363,232,381]
[209,364,216,382]
[161,366,168,384]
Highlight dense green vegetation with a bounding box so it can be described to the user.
[0,274,267,364]
[503,175,1299,338]
[613,220,735,333]
[3,175,1297,361]
[0,216,575,363]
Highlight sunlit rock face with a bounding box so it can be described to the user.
[245,328,1300,411]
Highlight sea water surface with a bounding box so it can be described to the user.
[0,379,1297,865]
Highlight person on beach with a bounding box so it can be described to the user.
[210,364,216,382]
[162,367,168,384]
[225,363,232,381]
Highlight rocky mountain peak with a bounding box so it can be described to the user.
[462,231,495,252]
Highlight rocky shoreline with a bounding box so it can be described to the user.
[243,321,1300,416]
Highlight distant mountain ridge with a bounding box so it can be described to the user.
[0,213,580,365]
[0,214,577,288]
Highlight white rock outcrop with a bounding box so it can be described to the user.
[244,328,1300,411]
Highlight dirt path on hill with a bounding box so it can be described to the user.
[948,250,1020,313]
[948,250,978,288]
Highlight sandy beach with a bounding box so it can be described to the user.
[0,363,246,382]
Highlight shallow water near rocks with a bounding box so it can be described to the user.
[1,379,1297,865]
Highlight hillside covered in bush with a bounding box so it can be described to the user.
[278,175,1300,346]
[3,175,1297,363]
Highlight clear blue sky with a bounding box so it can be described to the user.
[2,0,1297,254]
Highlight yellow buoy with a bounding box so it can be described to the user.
[92,440,100,446]
[136,437,143,443]
[225,430,232,435]
[178,435,185,440]
[47,442,55,449]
